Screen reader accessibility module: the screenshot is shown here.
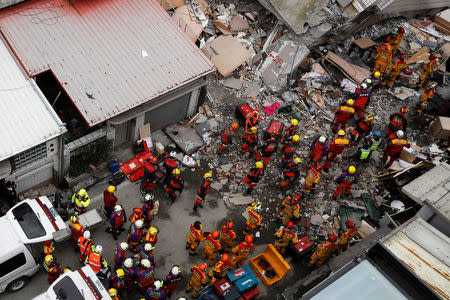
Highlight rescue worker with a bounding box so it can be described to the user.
[241,126,258,156]
[202,230,222,266]
[304,165,322,198]
[143,193,158,228]
[367,71,381,92]
[353,140,371,163]
[324,130,350,172]
[376,36,391,53]
[332,166,358,200]
[418,81,437,113]
[128,219,144,252]
[418,54,438,88]
[382,130,410,167]
[43,254,62,284]
[208,253,232,283]
[122,258,136,292]
[145,280,165,300]
[185,221,206,256]
[85,245,108,273]
[186,263,208,298]
[245,110,260,131]
[109,269,126,293]
[332,99,355,133]
[273,221,299,255]
[231,235,254,268]
[373,44,393,76]
[242,161,264,196]
[281,119,299,144]
[382,53,407,88]
[353,82,371,118]
[351,114,374,143]
[43,240,55,256]
[309,136,328,164]
[78,230,94,264]
[193,173,212,211]
[139,243,155,266]
[280,157,301,188]
[391,27,405,56]
[72,188,90,214]
[243,202,262,236]
[366,131,382,156]
[165,169,184,204]
[142,157,158,193]
[281,135,300,168]
[220,220,236,253]
[277,194,301,226]
[163,153,178,181]
[256,137,278,166]
[69,215,84,252]
[108,288,120,300]
[110,204,127,240]
[103,185,118,219]
[163,266,182,297]
[137,259,155,294]
[338,220,359,253]
[129,206,144,224]
[307,234,338,267]
[386,107,408,139]
[144,226,159,246]
[217,123,239,154]
[114,242,128,270]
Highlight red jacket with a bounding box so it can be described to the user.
[385,138,410,155]
[198,179,211,197]
[335,105,355,122]
[104,190,118,209]
[329,138,350,154]
[221,126,235,144]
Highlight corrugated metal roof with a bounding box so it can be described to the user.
[0,0,215,126]
[0,37,65,162]
[383,217,450,299]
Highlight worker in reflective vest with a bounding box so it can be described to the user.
[43,255,62,284]
[332,99,355,133]
[367,131,382,153]
[273,221,299,255]
[332,166,358,200]
[242,161,264,196]
[324,130,349,172]
[382,53,407,88]
[69,215,84,252]
[186,263,208,298]
[72,188,90,214]
[85,245,107,273]
[193,173,212,211]
[202,231,222,266]
[114,242,128,270]
[307,235,338,267]
[391,27,405,56]
[353,83,371,118]
[418,54,437,88]
[241,127,258,156]
[220,220,236,253]
[277,194,301,226]
[338,220,359,253]
[78,231,94,264]
[351,115,374,143]
[353,140,371,163]
[382,131,410,167]
[373,44,393,76]
[185,221,206,256]
[243,202,262,236]
[208,254,232,283]
[218,123,239,154]
[231,235,254,268]
[136,259,155,294]
[387,107,408,139]
[163,265,182,297]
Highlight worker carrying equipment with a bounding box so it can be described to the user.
[324,130,349,172]
[242,161,264,196]
[243,202,262,236]
[304,165,322,198]
[256,137,278,166]
[163,265,182,297]
[332,166,358,200]
[103,185,118,219]
[280,157,301,188]
[202,231,222,266]
[185,263,208,298]
[218,123,239,154]
[338,220,359,253]
[307,234,338,267]
[208,253,232,283]
[353,83,371,118]
[241,127,258,156]
[220,220,237,252]
[351,115,374,143]
[277,194,301,225]
[332,99,355,133]
[309,136,328,164]
[165,169,184,204]
[193,173,212,211]
[386,107,407,139]
[273,221,299,255]
[72,188,90,214]
[418,54,437,88]
[231,235,254,268]
[185,221,206,256]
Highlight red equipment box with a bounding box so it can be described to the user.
[292,236,314,256]
[264,120,284,140]
[213,278,233,297]
[235,104,254,124]
[242,287,260,300]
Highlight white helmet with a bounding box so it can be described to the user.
[361,82,368,89]
[396,130,404,138]
[120,242,128,251]
[144,193,154,202]
[141,259,151,268]
[83,231,91,240]
[318,136,326,143]
[364,78,372,85]
[154,280,163,290]
[114,205,122,212]
[144,243,155,252]
[124,258,133,268]
[135,220,144,228]
[171,265,181,276]
[95,245,103,254]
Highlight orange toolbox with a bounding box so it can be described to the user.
[249,244,291,287]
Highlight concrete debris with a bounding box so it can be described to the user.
[340,78,357,93]
[223,77,243,90]
[220,163,233,172]
[388,87,418,100]
[324,51,371,84]
[211,181,224,191]
[229,193,254,205]
[164,124,204,155]
[310,214,324,225]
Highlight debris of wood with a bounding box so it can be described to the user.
[213,21,233,35]
[160,0,186,11]
[353,37,376,50]
[230,15,249,32]
[324,51,370,84]
[434,8,450,35]
[172,5,204,42]
[309,91,325,108]
[406,46,429,64]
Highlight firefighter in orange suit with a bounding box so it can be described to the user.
[273,221,299,255]
[186,263,208,298]
[208,253,232,283]
[391,27,405,56]
[280,157,301,188]
[386,107,407,139]
[304,164,322,198]
[165,168,184,204]
[256,137,278,166]
[185,221,206,256]
[78,230,94,264]
[43,240,55,256]
[281,119,299,144]
[202,231,222,266]
[382,130,410,167]
[242,161,264,196]
[85,245,108,273]
[307,234,338,267]
[382,53,407,88]
[277,194,301,226]
[220,220,236,252]
[218,123,239,154]
[241,127,258,156]
[332,99,355,133]
[332,166,357,200]
[418,81,437,113]
[69,215,84,252]
[129,207,144,224]
[309,136,328,164]
[338,220,359,253]
[281,135,300,168]
[324,130,350,172]
[418,54,438,88]
[373,44,392,76]
[243,202,262,236]
[245,110,260,132]
[193,173,212,211]
[231,235,254,268]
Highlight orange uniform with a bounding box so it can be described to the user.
[69,219,84,251]
[220,226,236,252]
[218,125,236,153]
[383,58,407,87]
[185,222,205,255]
[243,207,262,235]
[274,228,299,254]
[231,241,254,268]
[323,137,350,170]
[373,48,392,75]
[208,259,232,283]
[277,195,300,226]
[382,138,410,167]
[307,241,338,267]
[304,167,320,194]
[418,58,437,88]
[338,227,358,252]
[202,234,222,266]
[418,88,435,113]
[332,105,355,133]
[391,32,404,56]
[186,265,208,298]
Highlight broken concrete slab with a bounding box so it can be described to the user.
[310,214,324,225]
[324,51,371,84]
[388,86,418,100]
[164,124,205,155]
[211,181,224,191]
[194,120,210,136]
[230,15,250,32]
[172,5,204,43]
[223,77,243,90]
[220,163,233,172]
[229,193,254,205]
[203,35,252,77]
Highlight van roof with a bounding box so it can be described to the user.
[0,216,23,260]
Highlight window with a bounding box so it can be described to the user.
[0,253,26,278]
[52,276,84,300]
[13,143,47,169]
[12,203,46,239]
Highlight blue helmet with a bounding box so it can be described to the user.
[374,131,381,137]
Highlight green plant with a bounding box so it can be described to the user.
[68,138,113,178]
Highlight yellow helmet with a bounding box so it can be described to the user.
[255,161,263,169]
[78,189,87,196]
[292,135,300,142]
[44,254,54,264]
[293,157,301,164]
[70,215,78,223]
[365,115,374,121]
[204,173,213,180]
[291,119,298,126]
[172,168,180,175]
[337,130,345,136]
[348,166,356,174]
[63,268,71,273]
[107,185,116,193]
[346,99,354,106]
[252,202,262,211]
[116,269,125,278]
[149,226,158,236]
[374,71,381,78]
[251,127,257,133]
[108,288,117,297]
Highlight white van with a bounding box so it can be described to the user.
[0,197,66,293]
[32,266,111,300]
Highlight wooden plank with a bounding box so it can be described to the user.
[406,46,429,64]
[324,51,370,84]
[159,0,186,10]
[139,123,151,139]
[354,37,376,49]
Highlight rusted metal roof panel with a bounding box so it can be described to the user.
[383,217,450,299]
[0,0,215,126]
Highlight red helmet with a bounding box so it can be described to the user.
[151,157,157,164]
[287,221,294,229]
[345,220,355,228]
[398,27,405,34]
[199,263,207,271]
[400,53,407,60]
[429,54,437,60]
[328,234,337,242]
[221,253,230,263]
[400,107,407,114]
[212,231,220,239]
[385,36,391,42]
[316,164,323,171]
[226,220,234,229]
[245,235,253,244]
[293,194,301,202]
